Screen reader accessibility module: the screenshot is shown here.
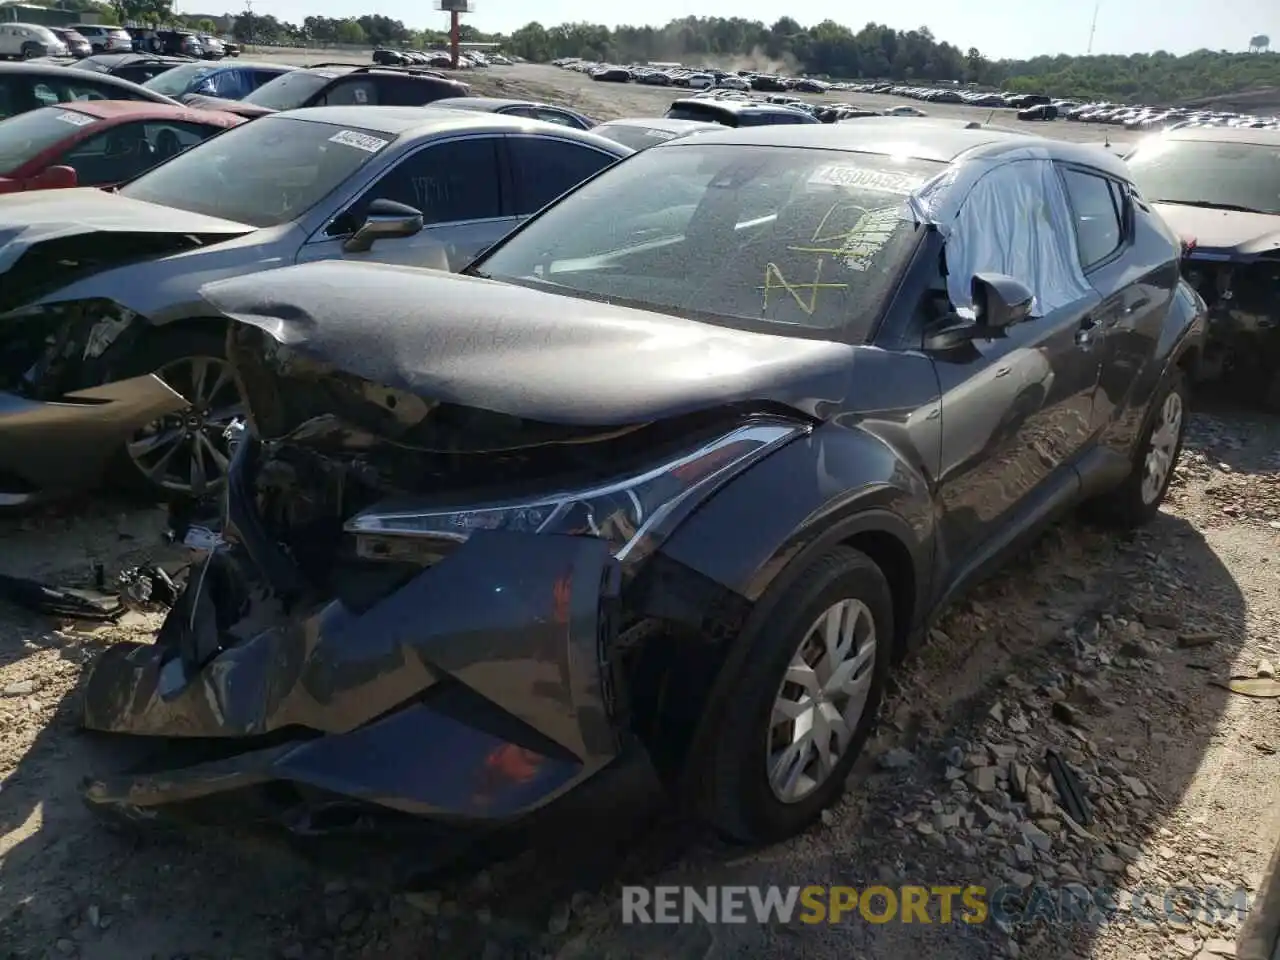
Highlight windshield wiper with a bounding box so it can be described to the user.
[1150,199,1271,214]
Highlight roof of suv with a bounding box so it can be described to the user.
[656,115,1132,176]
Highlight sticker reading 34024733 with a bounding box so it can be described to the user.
[55,110,95,127]
[808,165,925,196]
[328,129,389,153]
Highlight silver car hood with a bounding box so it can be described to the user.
[0,188,253,275]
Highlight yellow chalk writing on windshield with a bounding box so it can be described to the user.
[761,258,848,316]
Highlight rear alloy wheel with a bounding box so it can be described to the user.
[1087,368,1188,528]
[1140,389,1184,506]
[127,354,243,497]
[695,546,894,843]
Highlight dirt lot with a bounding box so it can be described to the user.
[251,54,1143,152]
[2,61,1278,960]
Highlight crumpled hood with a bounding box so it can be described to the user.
[0,187,254,275]
[1152,202,1280,258]
[200,260,858,425]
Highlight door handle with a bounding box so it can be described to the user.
[1125,297,1150,314]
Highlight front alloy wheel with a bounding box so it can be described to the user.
[695,546,894,844]
[127,355,243,496]
[1085,368,1189,528]
[768,599,877,804]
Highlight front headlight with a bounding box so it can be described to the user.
[344,419,808,566]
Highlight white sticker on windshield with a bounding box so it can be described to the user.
[353,88,368,104]
[836,205,905,271]
[54,110,94,127]
[645,128,676,139]
[808,165,924,196]
[328,129,388,153]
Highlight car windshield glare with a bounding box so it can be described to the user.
[243,71,331,109]
[1127,138,1280,215]
[143,61,218,96]
[594,123,682,151]
[472,143,937,338]
[118,116,392,228]
[0,107,91,173]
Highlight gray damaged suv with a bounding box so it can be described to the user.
[0,105,632,503]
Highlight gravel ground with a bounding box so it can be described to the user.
[1,61,1276,960]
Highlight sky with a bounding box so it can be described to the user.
[253,0,1279,61]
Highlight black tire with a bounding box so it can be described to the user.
[21,43,40,59]
[694,546,895,844]
[1087,368,1189,528]
[108,323,241,501]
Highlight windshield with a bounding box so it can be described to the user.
[143,61,219,97]
[0,107,93,173]
[243,70,332,109]
[593,123,683,151]
[1127,138,1280,215]
[74,56,112,73]
[472,143,937,338]
[119,116,392,228]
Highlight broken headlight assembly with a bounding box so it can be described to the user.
[344,420,808,567]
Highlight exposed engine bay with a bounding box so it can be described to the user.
[1182,255,1280,407]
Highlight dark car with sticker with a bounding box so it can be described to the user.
[0,106,632,504]
[1125,126,1280,409]
[74,119,1204,847]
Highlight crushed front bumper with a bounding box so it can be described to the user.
[81,529,626,829]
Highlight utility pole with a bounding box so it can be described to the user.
[244,0,253,46]
[1086,0,1100,55]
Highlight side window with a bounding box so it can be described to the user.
[143,121,218,161]
[205,69,249,99]
[35,78,141,105]
[0,78,24,120]
[507,136,617,215]
[377,77,455,106]
[251,69,283,90]
[329,137,501,234]
[1061,167,1124,269]
[533,108,582,128]
[499,105,538,120]
[58,121,160,185]
[319,78,377,106]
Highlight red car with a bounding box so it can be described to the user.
[0,100,243,194]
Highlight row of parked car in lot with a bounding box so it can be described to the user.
[373,46,513,68]
[1,20,237,61]
[2,48,1279,856]
[556,57,1280,131]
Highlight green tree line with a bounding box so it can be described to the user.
[500,17,1280,103]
